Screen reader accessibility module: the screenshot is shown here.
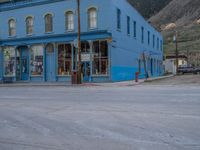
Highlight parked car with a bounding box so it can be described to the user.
[194,67,200,74]
[177,66,196,74]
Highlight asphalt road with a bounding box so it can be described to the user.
[0,75,200,150]
[144,74,200,85]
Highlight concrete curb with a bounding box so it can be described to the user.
[0,75,174,87]
[144,75,175,82]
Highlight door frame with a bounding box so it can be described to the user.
[81,61,90,82]
[45,43,55,82]
[16,46,29,81]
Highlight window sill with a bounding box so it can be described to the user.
[8,35,17,38]
[65,30,75,33]
[117,28,121,32]
[26,34,34,37]
[88,28,98,31]
[45,31,54,34]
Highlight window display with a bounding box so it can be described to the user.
[3,47,16,76]
[92,40,108,75]
[30,45,44,76]
[58,44,72,76]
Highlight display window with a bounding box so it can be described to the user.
[30,45,44,76]
[92,40,108,75]
[58,44,72,76]
[3,47,16,76]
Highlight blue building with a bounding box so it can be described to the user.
[0,0,163,83]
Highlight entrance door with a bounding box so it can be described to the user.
[16,47,29,81]
[21,48,29,81]
[46,53,54,81]
[45,44,54,81]
[81,62,90,82]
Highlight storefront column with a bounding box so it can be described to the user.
[43,43,47,82]
[14,46,19,82]
[71,43,74,72]
[54,43,58,81]
[42,44,45,82]
[27,45,31,82]
[108,42,112,81]
[89,40,93,82]
[0,47,3,80]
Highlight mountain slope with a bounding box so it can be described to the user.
[149,0,200,29]
[128,0,172,19]
[149,0,200,66]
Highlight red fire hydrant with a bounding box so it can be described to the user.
[135,72,139,82]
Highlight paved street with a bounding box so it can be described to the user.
[0,75,200,150]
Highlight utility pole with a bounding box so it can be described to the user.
[174,31,179,74]
[77,0,82,84]
[187,49,189,66]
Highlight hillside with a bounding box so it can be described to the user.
[128,0,172,19]
[149,0,200,66]
[150,0,200,29]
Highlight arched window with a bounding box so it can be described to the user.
[88,7,97,29]
[26,16,34,35]
[8,19,16,36]
[65,11,74,31]
[45,14,53,33]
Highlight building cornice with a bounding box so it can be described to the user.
[0,0,66,12]
[0,30,112,46]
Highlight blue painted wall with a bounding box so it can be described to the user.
[109,0,163,81]
[0,0,163,82]
[0,0,111,39]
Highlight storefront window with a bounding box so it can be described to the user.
[3,47,16,76]
[92,40,108,75]
[58,44,72,76]
[81,41,90,53]
[30,45,44,76]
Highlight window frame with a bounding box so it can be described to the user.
[65,11,74,32]
[133,21,137,38]
[44,13,53,33]
[25,16,34,35]
[116,8,121,31]
[153,34,155,48]
[127,16,130,35]
[92,40,109,76]
[3,46,16,77]
[8,19,16,37]
[141,26,144,43]
[148,31,150,45]
[88,7,98,30]
[30,45,44,76]
[57,43,72,76]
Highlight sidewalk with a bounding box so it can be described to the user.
[83,75,174,87]
[0,75,174,87]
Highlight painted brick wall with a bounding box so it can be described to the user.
[109,0,163,81]
[0,0,111,39]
